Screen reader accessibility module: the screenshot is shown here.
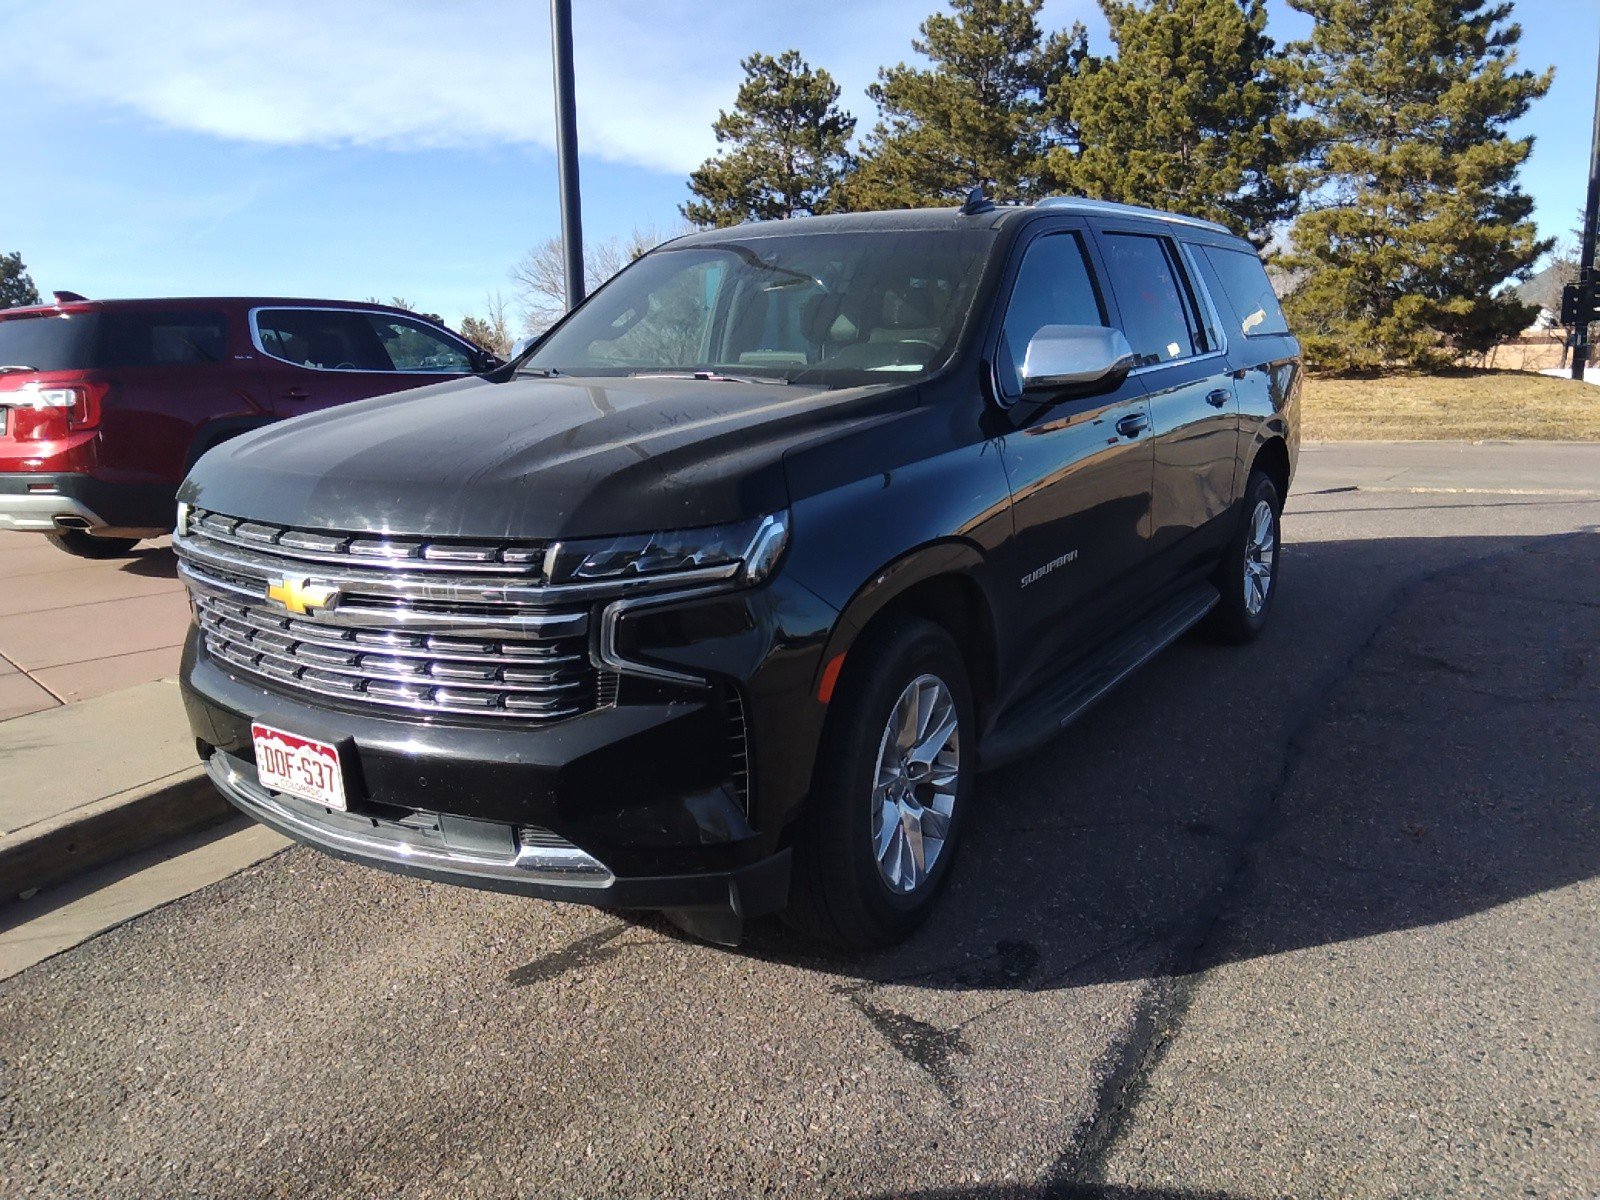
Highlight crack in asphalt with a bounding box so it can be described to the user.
[1039,532,1579,1195]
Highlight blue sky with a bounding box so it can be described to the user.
[4,0,1595,332]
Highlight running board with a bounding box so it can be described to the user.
[978,582,1220,769]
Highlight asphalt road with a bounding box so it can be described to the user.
[2,442,1596,1200]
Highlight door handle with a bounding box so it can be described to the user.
[1115,413,1150,438]
[1205,388,1231,408]
[279,388,310,401]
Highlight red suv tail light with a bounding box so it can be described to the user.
[7,381,108,441]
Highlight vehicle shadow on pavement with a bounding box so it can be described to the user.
[118,543,177,577]
[725,528,1600,1003]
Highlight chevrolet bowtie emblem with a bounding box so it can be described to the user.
[266,576,340,616]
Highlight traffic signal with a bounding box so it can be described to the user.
[1561,281,1600,327]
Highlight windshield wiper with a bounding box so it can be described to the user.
[0,365,38,374]
[515,366,563,378]
[629,370,791,386]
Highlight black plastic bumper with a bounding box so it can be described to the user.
[180,629,779,883]
[0,471,176,534]
[203,744,791,921]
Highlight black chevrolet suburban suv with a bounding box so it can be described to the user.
[176,197,1300,949]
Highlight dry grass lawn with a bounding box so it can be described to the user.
[1302,370,1600,442]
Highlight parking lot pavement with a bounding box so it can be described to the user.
[1,444,1597,1199]
[0,532,187,718]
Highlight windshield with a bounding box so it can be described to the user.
[521,229,994,387]
[0,311,103,372]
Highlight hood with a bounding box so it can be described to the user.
[181,373,915,540]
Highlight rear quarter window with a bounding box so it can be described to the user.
[1200,246,1290,338]
[101,311,228,367]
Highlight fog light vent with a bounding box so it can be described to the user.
[517,825,578,851]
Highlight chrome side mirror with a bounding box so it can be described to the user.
[1020,325,1136,395]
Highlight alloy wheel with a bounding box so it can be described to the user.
[870,673,960,894]
[1244,498,1277,616]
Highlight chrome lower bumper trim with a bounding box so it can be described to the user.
[206,751,614,888]
[0,492,107,533]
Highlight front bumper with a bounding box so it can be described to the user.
[0,472,174,535]
[204,746,791,917]
[0,486,107,532]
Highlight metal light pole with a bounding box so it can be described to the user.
[1574,33,1600,381]
[550,0,585,311]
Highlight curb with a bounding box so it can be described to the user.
[0,769,232,904]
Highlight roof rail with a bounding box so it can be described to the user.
[1035,196,1231,234]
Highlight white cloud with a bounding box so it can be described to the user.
[7,0,1099,174]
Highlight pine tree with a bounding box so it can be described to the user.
[683,50,855,228]
[1281,0,1552,372]
[842,0,1084,209]
[0,251,41,310]
[1049,0,1297,246]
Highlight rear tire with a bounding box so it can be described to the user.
[783,615,975,951]
[46,530,140,559]
[1203,469,1281,644]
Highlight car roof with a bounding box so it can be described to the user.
[666,197,1251,251]
[0,297,433,320]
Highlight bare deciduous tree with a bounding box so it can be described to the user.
[458,292,514,358]
[511,226,685,334]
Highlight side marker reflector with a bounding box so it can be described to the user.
[817,652,846,704]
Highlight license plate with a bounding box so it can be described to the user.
[252,722,347,811]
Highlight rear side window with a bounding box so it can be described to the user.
[1201,246,1289,338]
[0,311,103,371]
[997,232,1106,396]
[255,309,472,372]
[1099,233,1203,367]
[101,310,227,367]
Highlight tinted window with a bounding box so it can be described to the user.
[1100,234,1201,367]
[1201,246,1289,337]
[256,309,473,373]
[0,311,103,371]
[367,314,475,372]
[101,310,227,367]
[997,232,1106,395]
[523,230,992,387]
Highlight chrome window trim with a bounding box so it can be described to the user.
[246,304,480,375]
[1127,350,1227,380]
[1178,241,1229,359]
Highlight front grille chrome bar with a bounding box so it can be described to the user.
[178,561,589,639]
[173,528,742,608]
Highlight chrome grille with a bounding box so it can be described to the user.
[186,508,549,575]
[176,509,609,722]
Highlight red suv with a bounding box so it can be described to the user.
[0,295,499,557]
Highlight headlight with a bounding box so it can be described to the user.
[545,511,789,588]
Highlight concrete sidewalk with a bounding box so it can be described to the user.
[0,530,189,720]
[0,679,231,902]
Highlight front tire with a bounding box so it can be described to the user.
[1204,469,1281,643]
[784,615,975,951]
[45,530,140,559]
